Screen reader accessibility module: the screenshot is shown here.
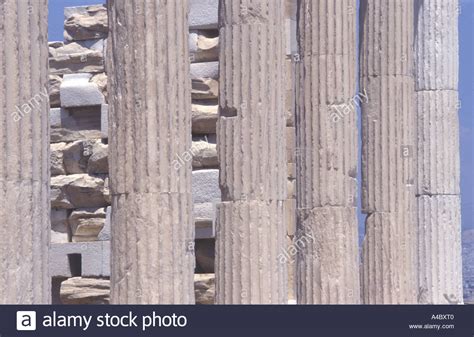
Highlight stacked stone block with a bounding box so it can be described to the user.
[0,0,50,304]
[295,0,360,304]
[359,0,417,304]
[49,5,109,246]
[414,0,463,304]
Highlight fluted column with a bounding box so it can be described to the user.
[215,0,287,304]
[415,0,463,304]
[107,0,194,304]
[359,0,417,304]
[295,0,360,304]
[0,0,50,304]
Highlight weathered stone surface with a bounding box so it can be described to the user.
[108,0,194,304]
[361,205,417,304]
[60,73,105,108]
[50,241,110,278]
[98,206,111,241]
[216,200,287,304]
[51,143,67,176]
[417,195,463,304]
[218,111,287,201]
[285,59,295,127]
[295,0,360,304]
[192,103,218,134]
[416,90,460,195]
[463,230,474,304]
[50,106,102,143]
[360,75,415,213]
[191,61,218,80]
[195,217,215,239]
[51,174,108,209]
[88,141,109,174]
[90,73,108,101]
[69,208,106,242]
[189,30,219,63]
[0,0,50,304]
[49,42,104,75]
[286,126,295,163]
[189,0,218,29]
[192,141,218,169]
[49,74,63,107]
[192,78,218,100]
[77,38,105,52]
[192,169,220,204]
[63,140,93,174]
[297,206,360,304]
[216,0,288,304]
[415,0,463,305]
[51,209,70,243]
[359,0,413,77]
[194,274,215,304]
[360,0,417,304]
[414,0,459,90]
[100,104,108,138]
[64,5,108,42]
[58,274,216,305]
[60,277,110,304]
[194,202,215,220]
[110,192,194,303]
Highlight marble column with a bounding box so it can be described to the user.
[107,0,195,304]
[295,0,360,304]
[215,0,288,304]
[0,0,50,304]
[415,0,463,304]
[359,0,418,304]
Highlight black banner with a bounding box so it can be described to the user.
[3,305,473,337]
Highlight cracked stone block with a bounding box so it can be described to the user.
[64,5,108,41]
[49,42,104,75]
